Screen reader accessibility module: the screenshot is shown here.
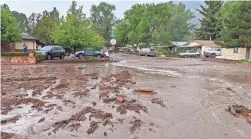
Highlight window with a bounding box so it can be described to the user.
[233,48,241,53]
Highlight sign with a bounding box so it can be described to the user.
[110,34,116,38]
[110,39,116,45]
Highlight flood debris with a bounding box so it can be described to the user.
[63,99,75,106]
[135,89,156,96]
[87,121,99,135]
[1,132,15,139]
[42,91,63,99]
[91,84,97,89]
[38,117,45,123]
[116,100,148,114]
[1,115,21,124]
[86,73,99,79]
[117,118,124,124]
[227,105,251,123]
[151,98,166,107]
[225,87,236,93]
[68,123,81,131]
[53,82,69,90]
[104,132,107,137]
[14,98,45,111]
[74,89,89,98]
[130,118,143,134]
[52,107,113,134]
[92,101,97,106]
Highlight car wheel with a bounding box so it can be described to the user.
[212,53,216,58]
[79,54,84,59]
[47,54,52,60]
[60,54,65,59]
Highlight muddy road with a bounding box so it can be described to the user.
[1,54,251,139]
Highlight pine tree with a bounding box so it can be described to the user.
[218,1,251,60]
[196,1,223,40]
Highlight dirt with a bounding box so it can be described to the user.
[1,132,15,139]
[42,91,63,99]
[116,100,148,114]
[52,107,113,134]
[63,99,75,106]
[15,98,45,110]
[130,118,143,134]
[151,98,166,107]
[87,121,99,135]
[73,89,89,98]
[68,123,81,131]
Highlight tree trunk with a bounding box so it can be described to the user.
[245,47,250,60]
[73,46,76,53]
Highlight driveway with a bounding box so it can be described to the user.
[1,54,251,139]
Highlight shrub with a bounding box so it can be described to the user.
[156,47,168,56]
[1,52,29,56]
[35,52,44,62]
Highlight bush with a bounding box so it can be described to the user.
[1,52,29,56]
[156,47,168,56]
[88,57,100,61]
[35,52,44,62]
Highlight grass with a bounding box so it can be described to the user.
[240,60,251,64]
[87,57,101,61]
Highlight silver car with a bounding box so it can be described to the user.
[139,48,156,56]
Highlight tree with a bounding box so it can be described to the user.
[90,2,117,44]
[52,1,104,52]
[217,1,251,60]
[1,8,22,44]
[196,1,223,40]
[116,2,194,46]
[11,11,28,32]
[167,3,195,41]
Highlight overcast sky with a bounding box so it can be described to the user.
[1,0,204,18]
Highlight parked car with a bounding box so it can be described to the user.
[38,45,65,60]
[139,48,156,56]
[179,50,200,58]
[139,48,150,56]
[74,49,105,59]
[203,48,221,58]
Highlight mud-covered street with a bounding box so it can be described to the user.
[1,54,251,139]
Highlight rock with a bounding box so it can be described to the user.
[104,132,107,137]
[92,102,96,106]
[38,117,45,123]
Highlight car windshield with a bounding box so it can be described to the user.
[40,46,53,51]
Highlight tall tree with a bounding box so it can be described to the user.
[167,3,195,41]
[217,1,251,60]
[1,8,22,44]
[90,2,117,45]
[196,1,223,40]
[52,1,104,52]
[11,11,28,32]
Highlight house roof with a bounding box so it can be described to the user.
[191,40,219,47]
[22,33,38,40]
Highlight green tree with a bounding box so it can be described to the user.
[217,1,251,60]
[90,2,117,45]
[167,3,195,41]
[52,1,104,52]
[11,11,28,32]
[1,8,22,44]
[196,1,223,40]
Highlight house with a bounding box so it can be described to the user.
[220,47,251,60]
[168,41,188,54]
[185,40,220,57]
[1,33,42,52]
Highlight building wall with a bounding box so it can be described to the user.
[221,48,247,59]
[15,40,36,51]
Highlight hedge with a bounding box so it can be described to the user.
[1,52,29,56]
[36,52,44,62]
[1,52,44,62]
